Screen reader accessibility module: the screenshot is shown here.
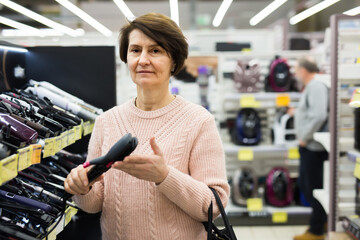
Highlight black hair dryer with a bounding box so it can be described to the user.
[64,133,138,200]
[83,133,138,182]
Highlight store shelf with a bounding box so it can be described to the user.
[218,201,311,226]
[0,121,93,186]
[223,143,299,160]
[223,92,301,109]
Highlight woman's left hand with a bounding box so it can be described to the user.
[112,136,169,184]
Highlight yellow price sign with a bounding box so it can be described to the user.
[45,222,58,240]
[238,149,254,161]
[272,212,288,223]
[240,95,261,108]
[17,146,32,171]
[54,136,62,155]
[43,138,55,158]
[74,124,83,140]
[83,121,92,136]
[31,144,42,164]
[61,131,69,149]
[68,129,76,146]
[288,147,300,160]
[354,159,360,179]
[0,154,18,185]
[357,58,360,64]
[247,198,263,212]
[65,206,78,226]
[276,94,290,107]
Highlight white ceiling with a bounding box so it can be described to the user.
[0,0,359,34]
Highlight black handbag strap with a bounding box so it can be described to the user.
[203,187,237,240]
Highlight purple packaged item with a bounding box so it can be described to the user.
[266,167,293,207]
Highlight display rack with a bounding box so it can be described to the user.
[0,120,95,240]
[214,51,329,225]
[328,14,360,232]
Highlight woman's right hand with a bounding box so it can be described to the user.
[64,165,103,195]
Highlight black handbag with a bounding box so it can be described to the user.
[203,187,237,240]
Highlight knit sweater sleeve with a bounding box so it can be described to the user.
[72,115,105,213]
[156,115,230,222]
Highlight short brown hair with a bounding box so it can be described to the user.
[119,13,188,76]
[297,56,319,73]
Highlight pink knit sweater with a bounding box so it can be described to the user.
[73,95,230,240]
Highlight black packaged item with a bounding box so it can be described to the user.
[233,59,261,93]
[231,108,261,145]
[265,167,293,207]
[231,167,258,206]
[355,108,360,151]
[265,56,298,92]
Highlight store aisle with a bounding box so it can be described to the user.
[232,225,308,240]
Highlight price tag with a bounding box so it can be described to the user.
[0,154,18,185]
[357,58,360,64]
[240,95,261,108]
[65,206,78,226]
[238,148,254,161]
[276,94,290,107]
[272,212,288,223]
[73,125,82,141]
[17,146,32,171]
[354,159,360,179]
[43,138,55,158]
[288,147,300,160]
[68,128,76,146]
[46,222,57,240]
[247,198,263,212]
[83,121,91,136]
[31,144,42,164]
[62,131,69,149]
[54,136,62,154]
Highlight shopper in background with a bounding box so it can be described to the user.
[64,13,230,239]
[289,56,329,240]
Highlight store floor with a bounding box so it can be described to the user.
[232,225,308,240]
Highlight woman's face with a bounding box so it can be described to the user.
[127,29,173,89]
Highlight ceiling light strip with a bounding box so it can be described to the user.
[0,16,44,36]
[249,0,287,26]
[0,0,80,37]
[54,0,112,37]
[113,0,135,21]
[289,0,340,25]
[0,45,28,53]
[212,0,233,27]
[343,6,360,16]
[169,0,179,26]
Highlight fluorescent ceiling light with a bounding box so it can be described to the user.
[113,0,135,21]
[0,0,80,37]
[0,45,28,53]
[212,0,233,27]
[2,28,64,37]
[0,16,45,36]
[169,0,179,26]
[343,6,360,16]
[250,0,287,26]
[289,0,340,25]
[54,0,112,37]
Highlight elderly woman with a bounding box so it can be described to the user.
[64,13,229,240]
